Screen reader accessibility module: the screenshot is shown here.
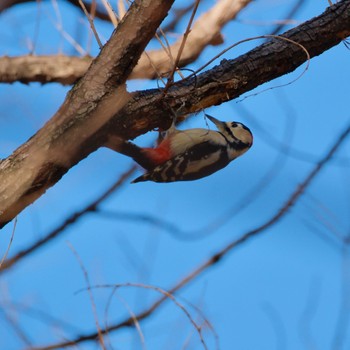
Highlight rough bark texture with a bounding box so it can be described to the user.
[101,0,350,141]
[0,55,92,85]
[0,0,252,84]
[0,0,175,228]
[0,0,349,229]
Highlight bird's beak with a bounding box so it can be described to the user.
[205,114,226,132]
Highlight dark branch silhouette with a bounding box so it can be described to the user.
[0,166,136,273]
[1,0,349,230]
[32,121,350,350]
[0,0,251,84]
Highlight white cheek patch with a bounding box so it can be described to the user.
[235,128,253,145]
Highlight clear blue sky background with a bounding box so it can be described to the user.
[1,1,350,349]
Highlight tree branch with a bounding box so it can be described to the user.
[32,120,350,350]
[0,0,349,229]
[129,0,252,79]
[0,0,252,84]
[0,0,111,21]
[0,0,175,228]
[0,166,136,273]
[0,55,92,85]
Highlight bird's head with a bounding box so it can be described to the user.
[206,114,253,148]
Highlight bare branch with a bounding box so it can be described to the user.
[0,0,252,84]
[68,243,106,350]
[0,55,92,85]
[32,120,350,350]
[98,283,210,350]
[0,0,112,21]
[0,0,175,228]
[0,217,17,268]
[130,0,252,80]
[0,0,349,229]
[1,306,33,347]
[163,0,201,90]
[77,0,103,48]
[0,166,136,273]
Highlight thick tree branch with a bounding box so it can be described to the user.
[0,0,252,84]
[0,55,92,85]
[0,0,349,229]
[0,166,136,274]
[100,0,350,140]
[0,0,175,228]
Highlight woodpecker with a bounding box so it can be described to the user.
[115,114,253,183]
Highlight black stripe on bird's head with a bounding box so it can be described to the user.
[205,114,253,148]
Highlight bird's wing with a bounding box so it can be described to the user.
[132,141,229,183]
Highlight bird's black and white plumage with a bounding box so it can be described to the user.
[115,115,253,183]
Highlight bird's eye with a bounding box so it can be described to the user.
[231,122,238,128]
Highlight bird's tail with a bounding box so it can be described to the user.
[131,174,148,184]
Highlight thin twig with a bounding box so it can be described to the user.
[0,217,17,268]
[185,34,310,97]
[33,121,350,350]
[1,306,33,347]
[49,15,87,56]
[0,301,82,334]
[117,0,127,19]
[163,0,200,92]
[0,166,136,273]
[77,0,103,48]
[79,283,209,350]
[68,243,106,350]
[298,278,321,349]
[104,290,146,350]
[100,0,119,26]
[95,101,295,241]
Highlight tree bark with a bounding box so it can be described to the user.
[0,0,175,228]
[0,0,252,84]
[0,0,349,229]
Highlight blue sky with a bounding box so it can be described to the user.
[1,1,350,349]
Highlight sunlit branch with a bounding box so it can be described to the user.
[0,0,175,228]
[0,1,349,228]
[0,0,252,84]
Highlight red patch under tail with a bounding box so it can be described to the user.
[142,139,172,165]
